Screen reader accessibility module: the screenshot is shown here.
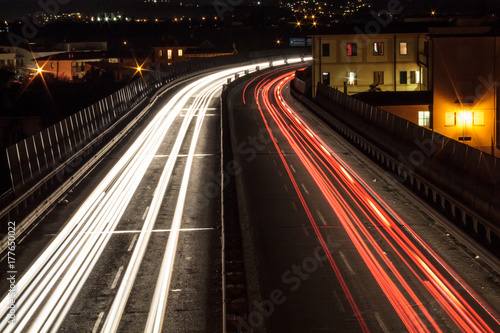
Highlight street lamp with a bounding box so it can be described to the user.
[461,110,472,144]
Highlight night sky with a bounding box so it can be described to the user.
[0,0,499,22]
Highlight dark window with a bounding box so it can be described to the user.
[374,71,384,85]
[346,43,357,56]
[400,71,408,84]
[373,42,384,56]
[322,72,330,85]
[322,43,330,57]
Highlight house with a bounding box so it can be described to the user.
[430,26,500,153]
[310,29,430,97]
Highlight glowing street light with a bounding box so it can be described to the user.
[460,110,473,144]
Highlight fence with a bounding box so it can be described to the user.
[4,55,248,197]
[313,83,500,252]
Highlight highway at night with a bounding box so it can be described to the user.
[0,60,498,332]
[0,60,307,333]
[227,65,500,332]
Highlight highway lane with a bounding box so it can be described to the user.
[228,66,500,331]
[0,59,308,332]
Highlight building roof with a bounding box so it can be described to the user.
[184,48,234,55]
[308,22,444,37]
[353,91,433,106]
[36,51,108,61]
[35,50,136,61]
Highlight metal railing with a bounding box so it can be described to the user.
[311,83,500,253]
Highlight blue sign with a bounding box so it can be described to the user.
[290,38,305,46]
[290,37,312,47]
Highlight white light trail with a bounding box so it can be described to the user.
[0,57,310,332]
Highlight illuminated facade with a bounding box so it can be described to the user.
[153,46,188,67]
[431,27,499,152]
[311,32,429,96]
[35,52,137,81]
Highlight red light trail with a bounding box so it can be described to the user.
[250,70,500,332]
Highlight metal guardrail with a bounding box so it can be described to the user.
[0,55,250,226]
[307,83,500,254]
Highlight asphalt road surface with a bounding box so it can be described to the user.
[227,65,500,332]
[0,60,308,332]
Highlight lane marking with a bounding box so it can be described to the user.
[290,164,296,173]
[273,160,277,166]
[283,184,289,192]
[127,234,138,252]
[110,266,124,290]
[291,202,298,211]
[141,206,150,220]
[333,290,346,313]
[278,171,283,177]
[92,312,105,333]
[181,107,217,111]
[374,312,390,333]
[302,227,310,238]
[301,183,310,195]
[180,114,218,117]
[339,250,355,275]
[152,154,215,157]
[89,228,215,235]
[171,289,182,292]
[317,211,327,226]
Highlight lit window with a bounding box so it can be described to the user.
[346,43,357,56]
[167,49,172,60]
[159,50,163,57]
[473,112,484,126]
[445,112,456,126]
[400,42,408,55]
[374,71,384,85]
[178,49,183,56]
[322,72,330,85]
[418,111,430,127]
[373,42,384,56]
[348,71,357,85]
[410,70,420,84]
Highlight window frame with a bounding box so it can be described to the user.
[374,71,384,85]
[322,43,330,57]
[473,111,485,126]
[418,111,430,127]
[445,112,457,126]
[347,71,357,85]
[399,41,408,55]
[346,43,357,56]
[400,71,408,84]
[322,72,330,85]
[373,42,384,56]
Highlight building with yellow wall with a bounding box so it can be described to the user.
[430,27,499,152]
[310,32,429,97]
[310,26,500,154]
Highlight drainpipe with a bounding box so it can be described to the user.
[319,36,322,95]
[394,35,397,92]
